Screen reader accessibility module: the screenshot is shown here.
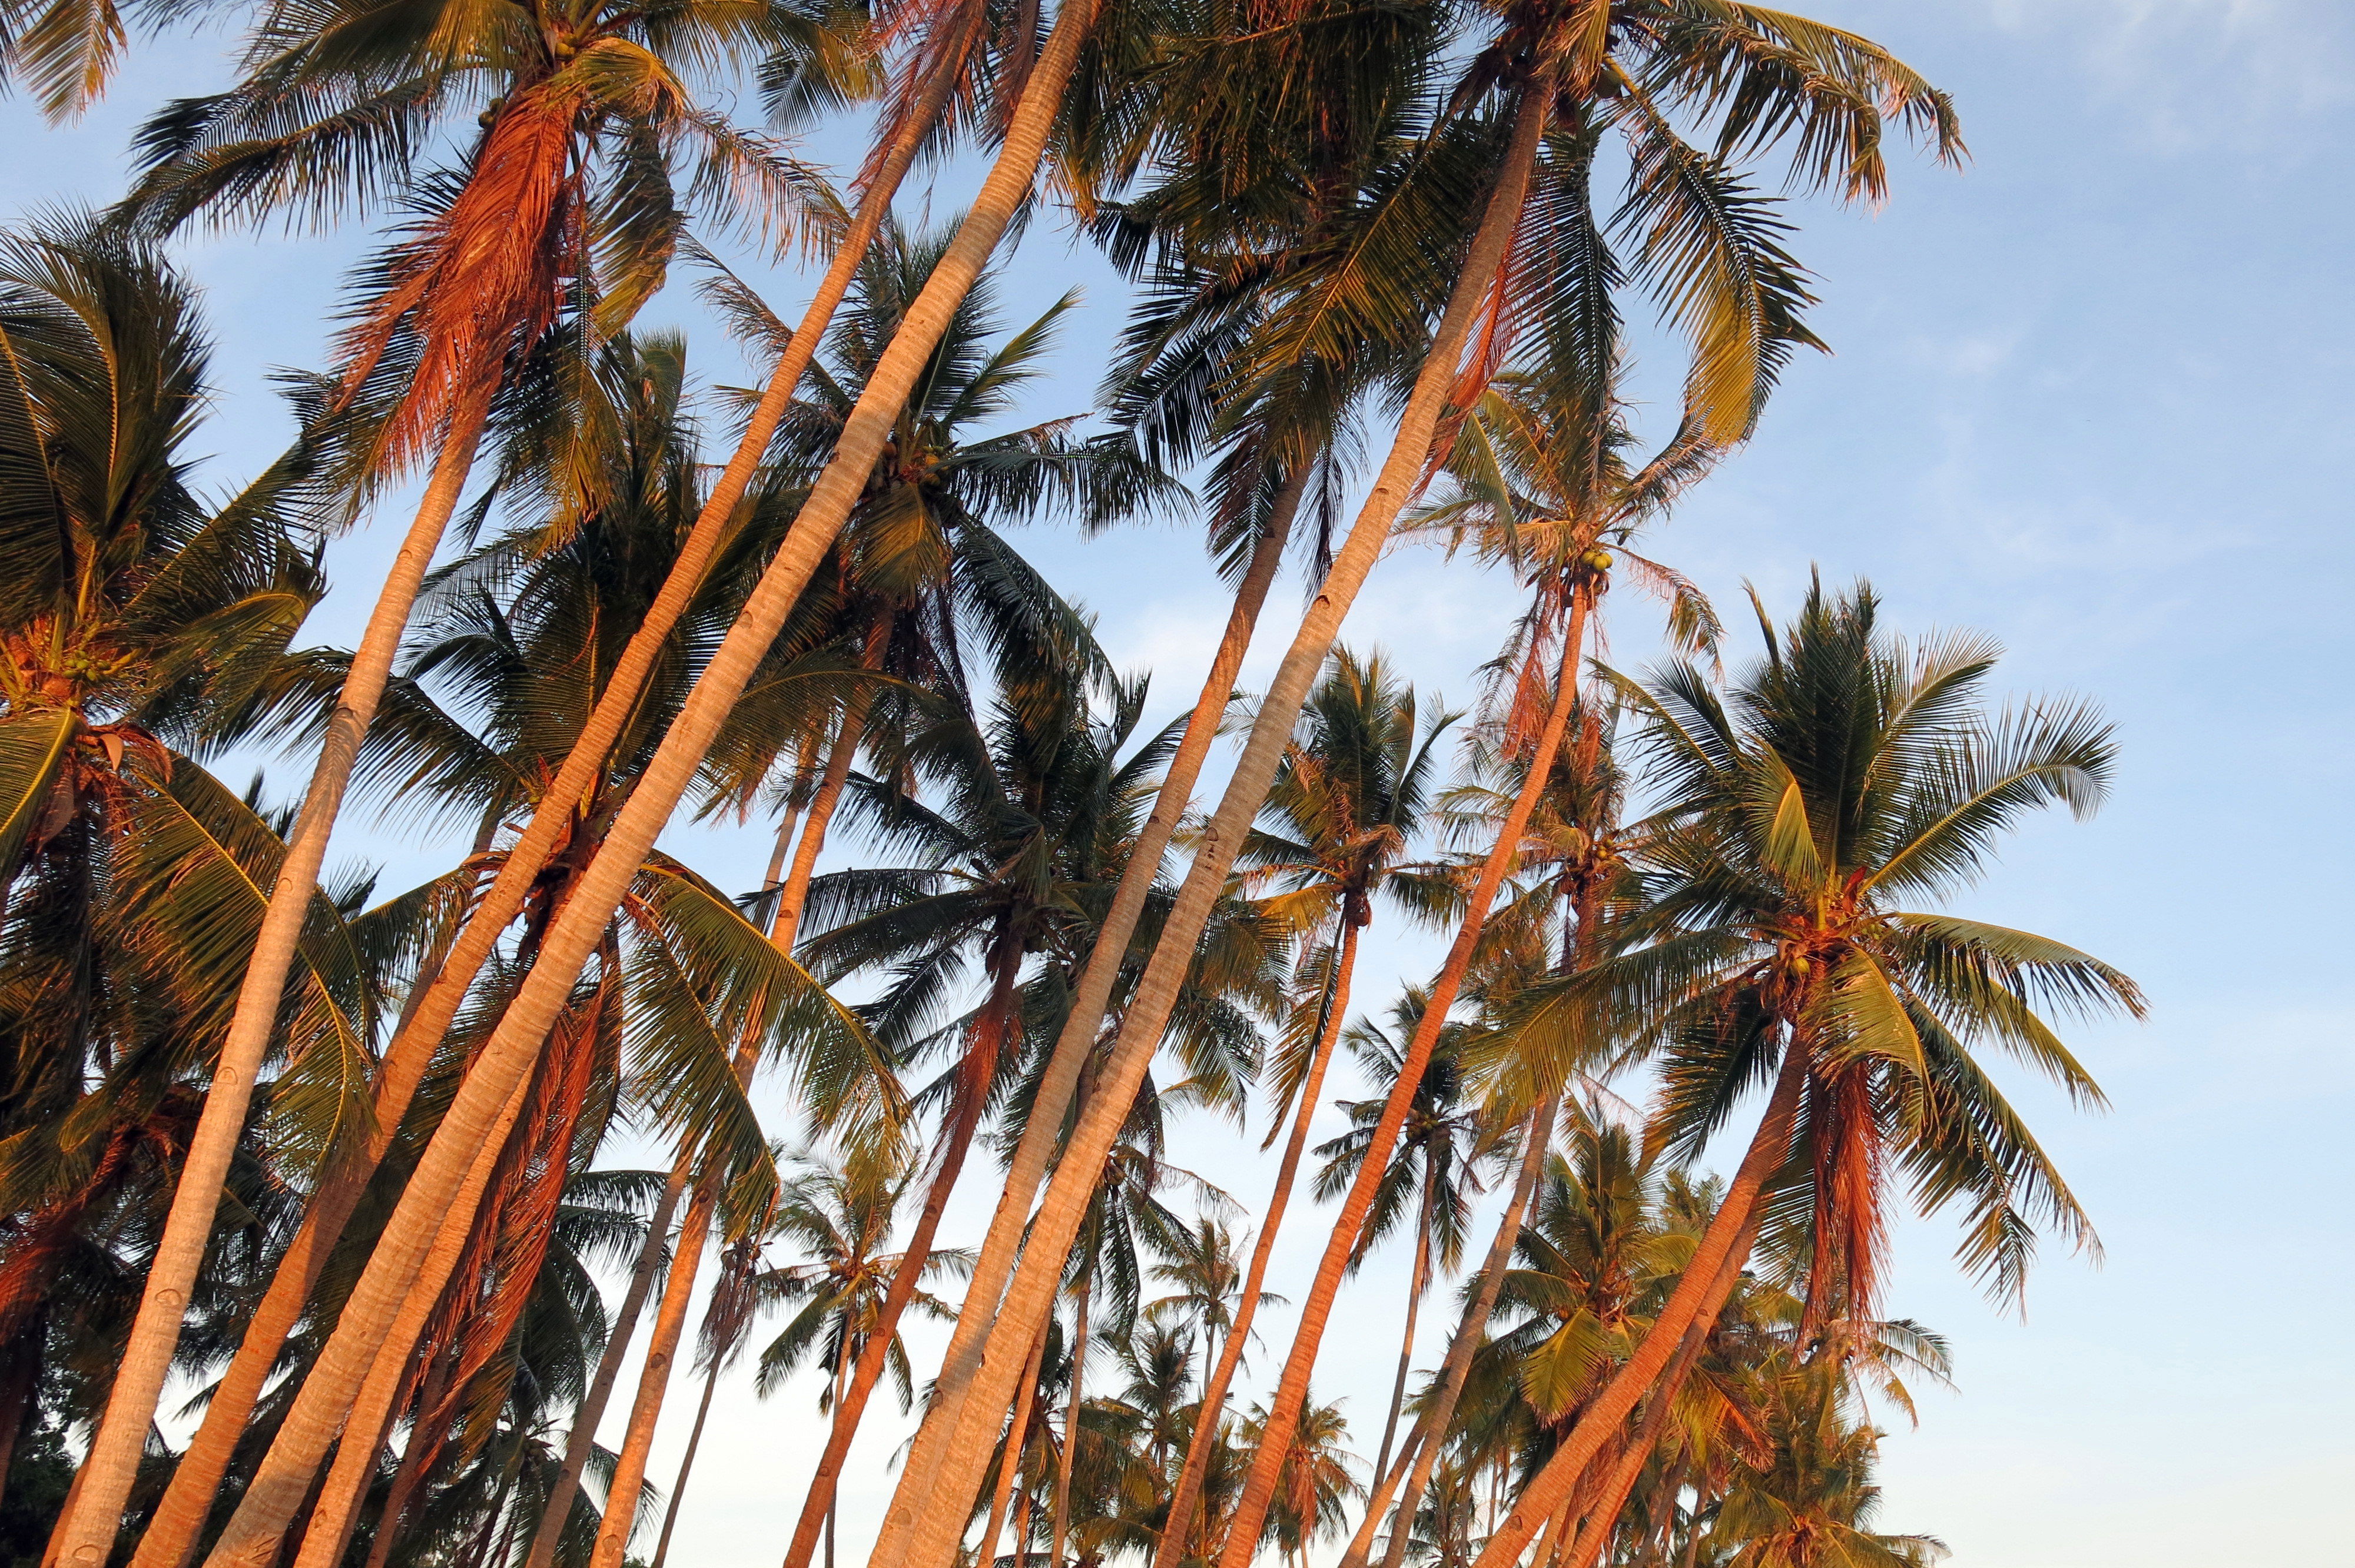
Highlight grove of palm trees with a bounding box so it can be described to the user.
[0,3,2197,1568]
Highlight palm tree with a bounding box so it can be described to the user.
[753,1151,962,1568]
[1143,1219,1250,1398]
[706,214,1167,952]
[1352,703,1641,1568]
[74,0,863,1541]
[777,629,1174,1558]
[1469,579,2141,1568]
[204,337,867,1568]
[1149,648,1451,1567]
[1312,992,1487,1486]
[0,215,384,1542]
[897,21,1963,1559]
[210,0,1135,1536]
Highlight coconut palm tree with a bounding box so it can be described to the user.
[1150,649,1452,1567]
[900,22,1963,1559]
[1468,579,2141,1568]
[751,1150,963,1568]
[1312,992,1488,1486]
[704,214,1169,951]
[71,0,864,1539]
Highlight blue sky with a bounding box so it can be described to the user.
[6,1,2350,1564]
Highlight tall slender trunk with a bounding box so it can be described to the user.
[822,1348,850,1568]
[872,82,1555,1568]
[1047,1268,1090,1568]
[196,5,1091,1555]
[839,471,1306,1568]
[775,936,1024,1568]
[286,1064,540,1568]
[355,1333,461,1568]
[1147,918,1359,1568]
[135,27,979,1566]
[1374,1164,1437,1488]
[55,391,495,1568]
[769,697,865,955]
[1465,1048,1807,1568]
[1351,1096,1561,1568]
[1218,582,1591,1567]
[645,1353,722,1568]
[520,1157,693,1568]
[979,1318,1051,1567]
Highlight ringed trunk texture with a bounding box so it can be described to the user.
[978,1317,1052,1567]
[777,464,1308,1568]
[520,1156,692,1568]
[287,1064,539,1568]
[586,1182,718,1568]
[645,1334,725,1568]
[1147,916,1359,1568]
[194,5,1091,1557]
[1372,1168,1437,1484]
[1351,1096,1561,1568]
[1464,1048,1806,1568]
[1215,576,1590,1568]
[1047,1268,1090,1568]
[774,939,1023,1568]
[132,39,968,1567]
[58,396,493,1568]
[873,83,1556,1568]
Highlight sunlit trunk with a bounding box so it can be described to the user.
[979,1318,1052,1566]
[1217,576,1591,1566]
[193,0,1090,1549]
[1047,1267,1091,1568]
[849,460,1309,1568]
[1149,917,1359,1568]
[646,1353,724,1568]
[58,387,495,1568]
[871,79,1556,1568]
[1465,1048,1807,1568]
[519,1157,693,1568]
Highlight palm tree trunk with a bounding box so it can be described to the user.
[824,1348,851,1568]
[1464,1048,1807,1568]
[1147,918,1359,1568]
[768,696,866,954]
[872,74,1556,1568]
[868,467,1308,1568]
[195,0,1090,1548]
[1372,1165,1437,1485]
[1047,1268,1090,1568]
[646,1353,723,1568]
[355,1334,460,1568]
[775,938,1026,1568]
[286,1064,542,1568]
[135,32,983,1567]
[1218,577,1591,1568]
[979,1317,1052,1568]
[586,1174,724,1568]
[1349,1098,1560,1568]
[286,1065,539,1568]
[136,846,492,1568]
[520,1155,694,1568]
[56,388,496,1568]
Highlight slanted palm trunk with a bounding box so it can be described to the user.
[193,6,1094,1555]
[867,80,1556,1568]
[1373,1160,1439,1484]
[1149,916,1361,1568]
[519,1158,694,1568]
[645,1324,725,1568]
[58,388,496,1568]
[1217,579,1591,1567]
[1350,1098,1558,1568]
[1466,1048,1808,1568]
[1047,1265,1092,1568]
[848,466,1308,1568]
[979,1318,1053,1566]
[777,936,1026,1568]
[132,31,981,1568]
[588,1181,719,1568]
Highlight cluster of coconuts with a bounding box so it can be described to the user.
[1580,548,1613,572]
